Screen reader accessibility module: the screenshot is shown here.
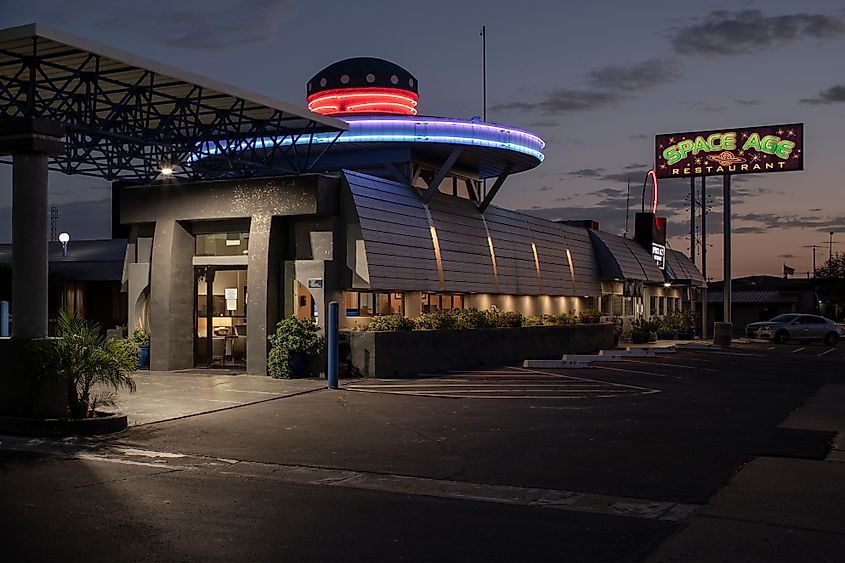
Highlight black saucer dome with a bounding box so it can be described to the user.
[307,57,418,95]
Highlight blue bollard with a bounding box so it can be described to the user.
[0,300,8,337]
[327,301,339,389]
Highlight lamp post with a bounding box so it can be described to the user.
[58,232,70,256]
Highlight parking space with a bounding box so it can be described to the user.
[734,339,844,358]
[346,365,660,399]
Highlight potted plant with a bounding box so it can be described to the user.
[657,311,679,340]
[678,309,698,340]
[133,329,151,369]
[612,317,624,347]
[29,309,137,419]
[631,317,649,344]
[267,317,325,379]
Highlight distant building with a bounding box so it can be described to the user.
[705,276,817,330]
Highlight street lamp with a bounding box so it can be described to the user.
[58,232,69,256]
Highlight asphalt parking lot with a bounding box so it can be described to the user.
[1,342,843,561]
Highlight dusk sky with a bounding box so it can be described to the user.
[2,0,844,279]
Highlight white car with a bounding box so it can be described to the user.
[746,314,844,345]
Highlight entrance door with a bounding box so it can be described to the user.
[194,266,248,368]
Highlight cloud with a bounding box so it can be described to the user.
[684,102,726,112]
[567,168,606,178]
[492,58,680,116]
[800,84,845,104]
[735,99,761,106]
[586,59,682,90]
[624,163,649,170]
[492,88,624,115]
[671,10,845,56]
[89,0,298,50]
[538,186,554,192]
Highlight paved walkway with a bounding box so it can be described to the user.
[115,370,329,426]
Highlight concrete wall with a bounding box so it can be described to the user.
[342,323,614,378]
[121,175,342,374]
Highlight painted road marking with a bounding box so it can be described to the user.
[792,347,806,354]
[817,348,836,356]
[346,366,659,400]
[621,358,718,372]
[0,436,696,522]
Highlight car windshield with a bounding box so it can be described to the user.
[769,314,799,323]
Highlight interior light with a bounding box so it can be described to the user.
[58,232,70,243]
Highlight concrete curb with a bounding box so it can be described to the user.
[0,412,128,437]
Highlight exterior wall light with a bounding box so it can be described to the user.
[58,232,70,256]
[160,166,174,177]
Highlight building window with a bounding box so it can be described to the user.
[422,293,465,313]
[345,291,404,317]
[196,232,249,256]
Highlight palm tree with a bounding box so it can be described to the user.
[31,310,137,418]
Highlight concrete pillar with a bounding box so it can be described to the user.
[11,152,49,338]
[0,118,64,339]
[245,214,280,375]
[149,220,194,370]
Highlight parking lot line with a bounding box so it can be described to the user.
[514,366,661,391]
[621,358,718,372]
[817,348,836,356]
[791,347,806,354]
[590,365,688,380]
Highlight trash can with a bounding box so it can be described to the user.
[713,322,733,347]
[139,345,150,369]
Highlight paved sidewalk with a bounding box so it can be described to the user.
[648,384,845,562]
[115,370,330,425]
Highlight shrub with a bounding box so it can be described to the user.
[578,309,602,324]
[553,311,579,325]
[523,315,544,326]
[132,329,150,346]
[480,305,522,328]
[453,307,490,329]
[357,314,415,332]
[414,309,455,330]
[28,310,137,418]
[267,317,325,379]
[114,338,140,372]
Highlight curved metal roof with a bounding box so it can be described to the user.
[589,230,665,283]
[0,23,347,182]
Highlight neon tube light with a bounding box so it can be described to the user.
[192,116,545,163]
[307,87,419,116]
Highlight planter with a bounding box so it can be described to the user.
[342,323,614,378]
[290,352,309,377]
[678,328,696,340]
[657,329,678,340]
[0,411,128,437]
[138,345,150,369]
[631,331,649,344]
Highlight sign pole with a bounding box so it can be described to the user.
[701,176,707,339]
[689,176,696,261]
[723,174,732,326]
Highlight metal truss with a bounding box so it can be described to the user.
[0,33,344,183]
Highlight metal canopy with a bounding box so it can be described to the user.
[0,23,347,182]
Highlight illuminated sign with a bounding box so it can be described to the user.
[652,243,666,270]
[655,123,803,179]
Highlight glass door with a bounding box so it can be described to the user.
[195,266,248,368]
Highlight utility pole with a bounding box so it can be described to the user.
[481,25,487,202]
[830,231,834,262]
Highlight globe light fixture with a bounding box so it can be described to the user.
[58,232,70,256]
